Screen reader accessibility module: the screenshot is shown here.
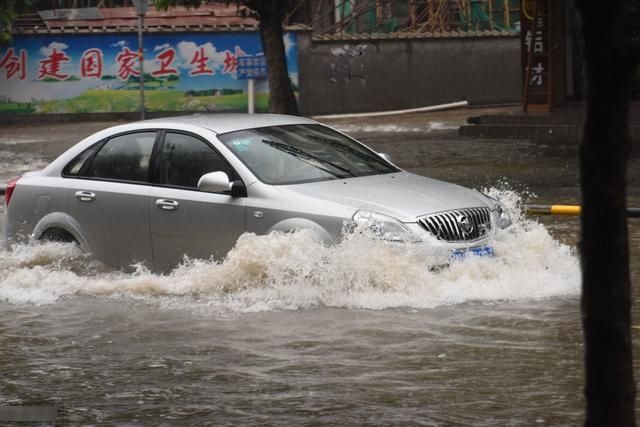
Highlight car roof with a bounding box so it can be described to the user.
[142,113,318,135]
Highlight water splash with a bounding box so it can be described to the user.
[0,190,580,311]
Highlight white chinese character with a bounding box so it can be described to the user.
[525,29,533,52]
[530,62,544,86]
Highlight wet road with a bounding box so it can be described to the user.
[0,108,638,425]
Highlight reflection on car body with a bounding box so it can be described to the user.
[3,114,511,271]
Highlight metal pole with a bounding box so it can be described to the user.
[138,14,145,120]
[247,78,255,114]
[503,0,510,30]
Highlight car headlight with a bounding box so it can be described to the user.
[493,200,512,229]
[350,210,422,243]
[481,193,512,229]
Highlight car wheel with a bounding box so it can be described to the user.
[39,228,79,245]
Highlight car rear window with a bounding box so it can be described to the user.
[64,132,156,183]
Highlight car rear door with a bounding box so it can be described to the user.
[149,131,246,271]
[65,131,157,268]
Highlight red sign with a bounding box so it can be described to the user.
[0,48,27,80]
[38,48,71,80]
[222,46,247,74]
[151,48,178,77]
[115,47,140,80]
[189,47,214,76]
[80,48,103,78]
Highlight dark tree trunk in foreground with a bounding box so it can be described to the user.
[248,0,299,115]
[576,0,636,424]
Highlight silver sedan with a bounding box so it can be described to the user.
[3,114,511,271]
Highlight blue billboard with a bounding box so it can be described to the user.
[0,32,298,113]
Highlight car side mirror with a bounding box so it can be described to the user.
[197,171,247,197]
[378,152,393,163]
[197,171,232,193]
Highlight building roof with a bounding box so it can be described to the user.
[13,3,262,34]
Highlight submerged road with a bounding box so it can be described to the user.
[0,107,639,425]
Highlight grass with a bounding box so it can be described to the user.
[31,89,270,114]
[0,102,36,114]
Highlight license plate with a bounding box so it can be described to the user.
[451,246,495,260]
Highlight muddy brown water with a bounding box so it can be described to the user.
[0,111,638,425]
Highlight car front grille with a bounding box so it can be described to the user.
[418,207,492,243]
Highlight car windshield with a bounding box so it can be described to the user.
[218,124,399,184]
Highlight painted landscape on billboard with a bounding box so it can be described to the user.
[0,32,298,114]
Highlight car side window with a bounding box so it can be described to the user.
[158,132,235,189]
[63,143,102,177]
[85,132,156,182]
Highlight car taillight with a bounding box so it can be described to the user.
[4,177,20,207]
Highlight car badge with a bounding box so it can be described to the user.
[458,214,474,235]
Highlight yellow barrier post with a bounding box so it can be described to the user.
[523,205,640,218]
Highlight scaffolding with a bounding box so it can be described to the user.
[287,0,521,35]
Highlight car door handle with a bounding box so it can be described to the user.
[74,191,96,202]
[155,199,179,211]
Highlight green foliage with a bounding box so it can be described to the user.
[0,0,52,44]
[186,88,243,97]
[17,89,270,114]
[114,73,180,87]
[1,0,25,44]
[0,101,35,113]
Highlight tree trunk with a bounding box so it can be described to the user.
[576,0,636,424]
[252,1,300,115]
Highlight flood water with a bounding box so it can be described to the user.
[0,113,639,425]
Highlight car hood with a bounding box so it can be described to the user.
[276,172,493,222]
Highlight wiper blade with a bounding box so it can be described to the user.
[261,139,356,177]
[305,133,392,168]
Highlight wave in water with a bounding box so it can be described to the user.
[0,189,580,311]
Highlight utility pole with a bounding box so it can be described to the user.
[132,0,148,120]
